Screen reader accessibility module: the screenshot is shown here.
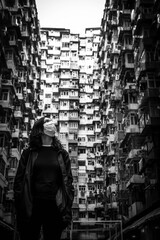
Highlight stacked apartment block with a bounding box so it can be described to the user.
[39,27,104,222]
[0,0,41,237]
[98,0,160,239]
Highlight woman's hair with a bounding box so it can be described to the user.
[29,117,64,150]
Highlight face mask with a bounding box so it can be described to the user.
[43,120,57,137]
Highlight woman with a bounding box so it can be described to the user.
[14,117,74,240]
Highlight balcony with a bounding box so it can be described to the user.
[85,109,94,115]
[10,148,20,160]
[128,201,144,218]
[79,204,86,210]
[127,103,139,111]
[6,190,14,200]
[139,61,160,71]
[22,131,28,139]
[70,63,79,70]
[108,183,117,193]
[78,142,87,147]
[86,165,94,171]
[126,149,141,162]
[0,100,12,109]
[69,116,79,121]
[107,202,118,209]
[107,134,115,144]
[17,93,23,100]
[59,116,69,121]
[78,153,87,160]
[21,28,30,38]
[108,166,117,174]
[139,110,160,135]
[0,204,4,219]
[139,88,160,108]
[60,74,71,79]
[126,174,145,188]
[86,130,94,135]
[0,123,11,136]
[69,94,79,100]
[118,26,132,42]
[121,44,132,51]
[95,163,103,169]
[114,130,124,142]
[95,176,103,182]
[87,204,95,211]
[59,95,69,100]
[14,109,23,118]
[59,105,70,111]
[6,59,17,76]
[125,125,139,134]
[2,78,16,92]
[8,168,16,178]
[71,220,123,240]
[87,142,94,147]
[68,138,78,144]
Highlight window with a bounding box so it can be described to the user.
[78,137,85,142]
[125,36,132,45]
[88,212,95,218]
[123,20,130,27]
[127,53,134,63]
[88,185,95,191]
[5,50,13,59]
[80,126,85,130]
[130,113,138,125]
[79,212,86,218]
[45,94,51,98]
[146,51,154,62]
[60,122,68,127]
[62,42,69,48]
[79,185,86,191]
[0,135,5,147]
[129,93,137,103]
[79,198,85,204]
[5,0,15,7]
[88,126,93,131]
[78,160,85,166]
[78,148,86,154]
[88,199,95,204]
[69,122,78,128]
[0,158,5,175]
[59,133,66,139]
[88,137,94,142]
[44,104,50,110]
[143,7,152,14]
[88,160,94,166]
[0,89,8,101]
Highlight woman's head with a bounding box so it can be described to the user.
[29,117,63,150]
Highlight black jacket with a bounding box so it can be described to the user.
[14,147,74,228]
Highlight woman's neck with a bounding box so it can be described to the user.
[41,135,52,146]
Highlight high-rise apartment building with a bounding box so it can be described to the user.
[98,0,160,239]
[39,27,104,222]
[0,0,41,237]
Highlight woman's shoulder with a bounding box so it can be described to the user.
[58,148,69,162]
[21,146,38,158]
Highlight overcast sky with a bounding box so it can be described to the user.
[36,0,106,35]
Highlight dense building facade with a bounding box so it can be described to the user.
[0,0,41,238]
[39,27,104,222]
[1,0,160,239]
[98,0,160,239]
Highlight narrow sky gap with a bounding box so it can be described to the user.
[36,0,106,34]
